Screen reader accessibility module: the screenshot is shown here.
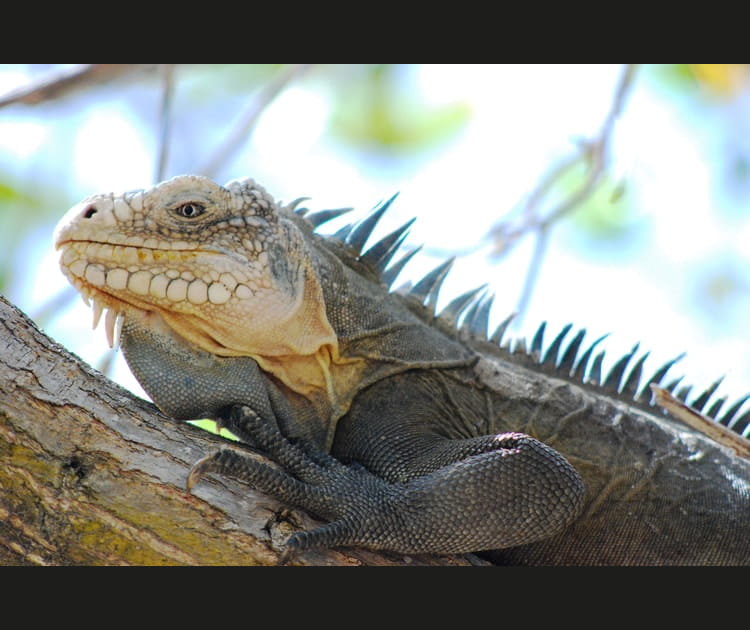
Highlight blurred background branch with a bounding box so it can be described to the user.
[155,64,176,182]
[498,64,638,247]
[199,63,313,178]
[0,64,158,109]
[491,64,638,325]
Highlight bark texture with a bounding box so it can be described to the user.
[0,295,470,566]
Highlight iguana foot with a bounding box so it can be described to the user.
[188,405,585,559]
[187,405,408,560]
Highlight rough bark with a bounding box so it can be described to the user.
[0,295,471,566]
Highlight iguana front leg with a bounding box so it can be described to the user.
[189,404,585,558]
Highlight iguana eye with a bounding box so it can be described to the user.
[174,202,206,218]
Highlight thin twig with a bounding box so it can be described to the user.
[502,64,639,327]
[0,64,157,109]
[521,152,582,222]
[513,224,549,329]
[538,62,638,230]
[492,64,639,255]
[155,64,176,182]
[200,64,314,178]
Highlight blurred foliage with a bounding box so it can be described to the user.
[3,63,750,402]
[0,181,26,203]
[176,64,282,104]
[328,65,471,155]
[0,176,52,293]
[692,259,750,332]
[649,64,750,211]
[690,64,750,97]
[703,267,744,304]
[652,63,750,100]
[1,63,748,318]
[563,168,637,244]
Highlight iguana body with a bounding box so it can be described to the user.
[54,175,750,565]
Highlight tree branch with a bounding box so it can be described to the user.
[0,64,158,109]
[489,64,639,327]
[0,295,469,565]
[200,64,313,178]
[490,63,638,254]
[155,64,176,183]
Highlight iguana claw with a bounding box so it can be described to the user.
[186,454,215,492]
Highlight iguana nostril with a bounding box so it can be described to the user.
[82,204,97,219]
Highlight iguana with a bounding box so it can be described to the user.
[53,174,750,565]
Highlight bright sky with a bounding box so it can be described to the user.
[4,64,749,415]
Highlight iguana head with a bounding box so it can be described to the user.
[54,175,339,393]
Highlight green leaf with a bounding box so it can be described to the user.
[189,419,239,441]
[552,162,641,250]
[0,182,26,202]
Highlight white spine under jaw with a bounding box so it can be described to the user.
[73,279,125,349]
[103,303,124,348]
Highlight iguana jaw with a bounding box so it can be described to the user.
[55,237,334,355]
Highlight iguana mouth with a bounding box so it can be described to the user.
[56,236,246,349]
[55,237,209,349]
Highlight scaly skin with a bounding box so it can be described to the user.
[54,175,750,564]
